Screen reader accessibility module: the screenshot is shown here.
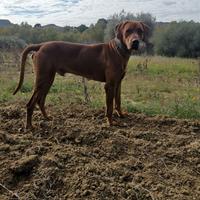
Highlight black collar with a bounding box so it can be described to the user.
[114,38,131,57]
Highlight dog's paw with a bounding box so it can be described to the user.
[115,110,129,118]
[25,125,36,132]
[106,118,118,126]
[44,116,53,121]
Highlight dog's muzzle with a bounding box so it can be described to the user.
[131,40,146,51]
[132,40,139,50]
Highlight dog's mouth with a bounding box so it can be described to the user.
[131,40,139,50]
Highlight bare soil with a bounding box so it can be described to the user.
[0,103,200,200]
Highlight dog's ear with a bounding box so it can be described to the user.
[115,23,122,39]
[140,22,150,42]
[115,21,129,40]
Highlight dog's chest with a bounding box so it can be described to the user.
[120,64,127,79]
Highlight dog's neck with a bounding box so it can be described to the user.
[114,38,131,58]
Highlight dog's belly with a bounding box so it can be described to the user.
[57,65,106,82]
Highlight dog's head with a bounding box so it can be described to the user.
[115,21,149,51]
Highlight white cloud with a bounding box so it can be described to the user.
[0,0,199,26]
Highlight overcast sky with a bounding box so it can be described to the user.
[0,0,199,26]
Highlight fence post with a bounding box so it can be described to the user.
[82,77,90,103]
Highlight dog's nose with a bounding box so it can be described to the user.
[132,40,139,50]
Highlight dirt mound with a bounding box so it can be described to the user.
[0,103,200,200]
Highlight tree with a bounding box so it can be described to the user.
[0,36,26,50]
[34,23,42,28]
[153,21,200,58]
[77,24,88,33]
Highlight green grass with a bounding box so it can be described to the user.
[0,55,200,119]
[124,56,200,118]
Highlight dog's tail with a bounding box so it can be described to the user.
[13,44,42,95]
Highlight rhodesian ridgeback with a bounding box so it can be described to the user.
[13,21,149,129]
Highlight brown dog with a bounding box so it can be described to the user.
[13,21,149,129]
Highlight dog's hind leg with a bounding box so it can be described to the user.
[26,71,55,129]
[26,90,39,129]
[37,95,49,119]
[37,74,55,120]
[114,81,128,118]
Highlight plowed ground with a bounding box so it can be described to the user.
[0,103,200,200]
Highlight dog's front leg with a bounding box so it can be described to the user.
[115,81,123,117]
[104,83,115,126]
[115,82,128,118]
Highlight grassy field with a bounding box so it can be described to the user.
[0,53,200,119]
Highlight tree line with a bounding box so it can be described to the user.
[153,21,200,58]
[0,11,200,58]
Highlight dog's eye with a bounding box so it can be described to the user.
[137,28,143,35]
[126,29,133,34]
